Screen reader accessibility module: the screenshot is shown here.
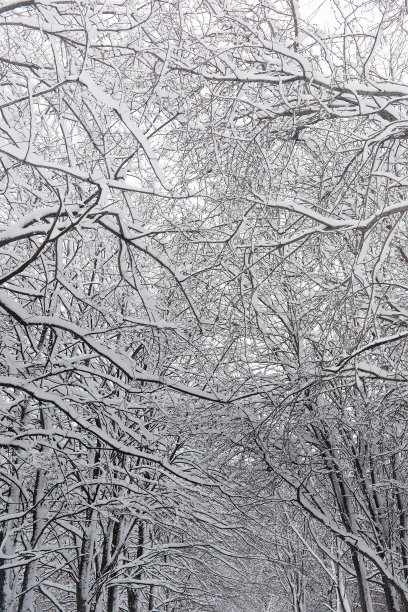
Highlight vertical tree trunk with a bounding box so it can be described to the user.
[127,522,144,612]
[335,563,352,612]
[17,468,46,612]
[106,519,122,612]
[128,587,139,612]
[317,428,375,612]
[1,401,30,612]
[0,523,16,612]
[148,584,155,611]
[76,512,97,612]
[351,551,374,612]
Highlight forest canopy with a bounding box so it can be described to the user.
[1,1,408,611]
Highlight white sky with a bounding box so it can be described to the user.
[301,0,341,31]
[300,0,383,32]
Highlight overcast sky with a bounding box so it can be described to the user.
[301,0,337,27]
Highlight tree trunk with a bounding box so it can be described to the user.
[17,468,46,612]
